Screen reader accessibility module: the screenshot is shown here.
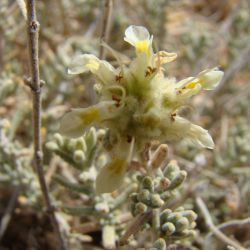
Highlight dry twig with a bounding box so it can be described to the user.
[26,1,66,249]
[99,0,113,59]
[196,196,246,250]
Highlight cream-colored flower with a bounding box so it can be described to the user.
[124,25,153,56]
[162,116,214,149]
[60,25,224,194]
[68,54,117,85]
[59,101,119,138]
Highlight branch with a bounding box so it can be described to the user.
[99,0,113,59]
[118,211,152,246]
[26,1,66,249]
[196,196,246,250]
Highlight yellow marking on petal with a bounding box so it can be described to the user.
[108,158,127,175]
[80,107,100,125]
[135,40,150,54]
[186,81,197,89]
[86,59,99,71]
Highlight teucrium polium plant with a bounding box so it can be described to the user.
[56,25,223,247]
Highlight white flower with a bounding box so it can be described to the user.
[197,68,224,90]
[95,139,133,194]
[59,101,119,138]
[124,25,153,55]
[59,25,223,194]
[95,157,127,194]
[68,54,117,85]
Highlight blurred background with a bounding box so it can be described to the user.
[0,0,249,249]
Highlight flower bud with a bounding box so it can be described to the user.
[168,170,187,190]
[163,160,179,179]
[75,137,87,151]
[175,217,189,232]
[73,150,86,163]
[135,202,147,214]
[198,69,224,90]
[45,142,58,151]
[152,238,166,250]
[161,222,175,235]
[150,144,168,169]
[179,210,197,223]
[160,209,172,223]
[167,213,181,224]
[151,194,164,208]
[142,176,154,192]
[54,133,64,147]
[160,191,171,201]
[137,189,151,204]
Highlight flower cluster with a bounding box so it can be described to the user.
[59,25,223,194]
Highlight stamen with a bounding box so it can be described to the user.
[112,95,121,107]
[115,72,123,83]
[145,66,157,77]
[170,112,177,122]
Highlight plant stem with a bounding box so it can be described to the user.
[118,211,152,246]
[196,196,246,250]
[26,1,66,249]
[99,0,113,59]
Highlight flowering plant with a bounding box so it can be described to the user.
[59,25,223,194]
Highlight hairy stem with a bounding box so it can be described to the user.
[26,1,66,249]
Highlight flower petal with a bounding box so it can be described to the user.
[197,68,224,90]
[68,54,116,84]
[124,25,150,46]
[68,54,100,74]
[188,123,214,149]
[176,68,224,94]
[59,106,101,138]
[124,25,153,56]
[95,157,127,194]
[163,117,214,149]
[59,101,118,138]
[154,51,177,66]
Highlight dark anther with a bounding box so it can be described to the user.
[145,66,156,77]
[112,95,121,107]
[115,73,123,83]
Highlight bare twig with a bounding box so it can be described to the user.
[26,1,66,249]
[196,196,246,250]
[118,211,152,246]
[99,0,113,59]
[204,218,250,250]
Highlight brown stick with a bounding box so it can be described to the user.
[26,1,66,249]
[99,0,113,59]
[196,196,246,250]
[118,211,152,246]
